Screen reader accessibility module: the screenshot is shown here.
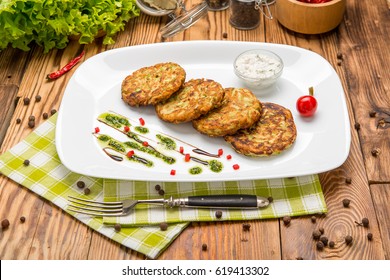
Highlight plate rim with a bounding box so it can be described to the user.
[56,40,351,182]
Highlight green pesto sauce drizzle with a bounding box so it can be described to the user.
[108,139,126,153]
[128,154,153,167]
[101,113,130,128]
[156,134,176,150]
[208,160,223,173]
[134,126,149,134]
[189,166,202,175]
[124,141,175,165]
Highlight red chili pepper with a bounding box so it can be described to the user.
[226,155,232,160]
[139,118,145,126]
[94,127,100,133]
[233,164,240,170]
[170,169,176,176]
[127,150,135,158]
[124,126,130,132]
[47,50,85,80]
[218,148,223,156]
[184,154,191,162]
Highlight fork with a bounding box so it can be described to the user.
[67,194,270,216]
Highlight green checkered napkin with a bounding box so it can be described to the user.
[0,115,187,259]
[0,115,327,259]
[103,176,327,226]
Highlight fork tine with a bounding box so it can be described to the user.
[68,196,122,209]
[67,205,123,217]
[68,203,122,213]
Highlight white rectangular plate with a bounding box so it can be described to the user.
[56,41,351,182]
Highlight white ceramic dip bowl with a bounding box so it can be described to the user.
[233,49,284,90]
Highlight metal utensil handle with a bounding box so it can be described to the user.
[188,194,259,208]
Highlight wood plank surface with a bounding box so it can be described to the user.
[340,0,390,182]
[0,0,389,260]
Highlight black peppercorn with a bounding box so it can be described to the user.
[371,148,380,157]
[320,236,329,246]
[158,189,165,196]
[114,223,121,232]
[159,222,168,231]
[362,217,369,227]
[23,97,30,105]
[345,235,353,245]
[23,159,30,166]
[29,116,35,121]
[342,198,351,208]
[20,216,26,223]
[311,216,317,223]
[50,109,57,115]
[202,243,208,251]
[28,120,35,128]
[222,32,228,39]
[316,241,324,250]
[154,184,161,191]
[267,196,274,203]
[215,210,223,219]
[319,227,325,235]
[312,230,322,240]
[354,123,361,130]
[369,111,377,118]
[282,216,291,226]
[242,223,251,231]
[329,241,335,248]
[345,177,352,184]
[1,219,10,229]
[43,112,49,119]
[356,217,370,227]
[337,52,343,60]
[16,118,21,124]
[84,188,91,195]
[76,181,85,188]
[367,233,373,241]
[35,95,42,102]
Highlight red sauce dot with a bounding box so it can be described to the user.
[94,127,100,133]
[170,169,176,176]
[233,164,240,170]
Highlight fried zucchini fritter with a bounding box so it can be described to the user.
[192,88,262,137]
[121,62,186,107]
[224,102,297,156]
[155,78,224,123]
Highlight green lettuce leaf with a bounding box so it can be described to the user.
[0,0,140,52]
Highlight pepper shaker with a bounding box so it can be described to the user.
[229,0,260,30]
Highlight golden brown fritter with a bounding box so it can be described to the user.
[121,62,186,107]
[155,78,225,123]
[224,102,297,157]
[192,88,262,137]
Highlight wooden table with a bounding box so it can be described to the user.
[0,0,389,260]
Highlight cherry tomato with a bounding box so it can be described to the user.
[296,87,318,117]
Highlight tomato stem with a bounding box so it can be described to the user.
[309,86,314,96]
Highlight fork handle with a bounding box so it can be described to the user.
[186,194,268,209]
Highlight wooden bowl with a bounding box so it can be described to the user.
[275,0,346,34]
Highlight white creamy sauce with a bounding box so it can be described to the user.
[235,53,282,79]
